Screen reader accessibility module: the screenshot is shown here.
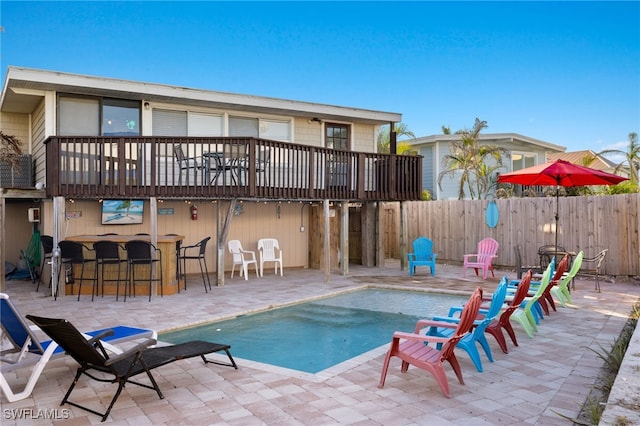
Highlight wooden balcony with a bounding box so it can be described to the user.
[44,137,422,201]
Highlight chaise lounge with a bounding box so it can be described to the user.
[26,314,238,422]
[0,293,155,402]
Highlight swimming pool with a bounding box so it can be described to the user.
[160,289,467,374]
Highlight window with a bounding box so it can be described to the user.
[260,120,289,141]
[512,153,536,171]
[229,116,259,137]
[229,116,291,141]
[325,123,350,150]
[103,99,140,136]
[189,112,223,137]
[58,96,140,136]
[59,97,100,136]
[152,109,187,136]
[152,110,224,137]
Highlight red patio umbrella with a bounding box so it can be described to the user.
[497,160,628,248]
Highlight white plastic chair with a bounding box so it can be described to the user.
[228,240,258,280]
[258,238,283,277]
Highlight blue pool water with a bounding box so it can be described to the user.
[160,289,467,373]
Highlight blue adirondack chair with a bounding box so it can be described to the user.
[407,237,437,276]
[427,277,508,372]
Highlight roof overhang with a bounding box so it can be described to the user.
[411,132,566,152]
[1,67,402,124]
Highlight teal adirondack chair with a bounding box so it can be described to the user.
[407,237,437,276]
[428,277,508,372]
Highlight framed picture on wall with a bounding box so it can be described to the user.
[101,200,144,225]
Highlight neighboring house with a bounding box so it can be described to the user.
[547,150,630,178]
[0,67,420,291]
[408,133,565,200]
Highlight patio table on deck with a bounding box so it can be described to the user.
[203,148,247,185]
[538,246,577,270]
[65,234,184,298]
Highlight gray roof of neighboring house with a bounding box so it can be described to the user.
[409,132,566,152]
[1,66,402,124]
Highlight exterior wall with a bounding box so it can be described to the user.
[434,142,461,200]
[293,117,324,147]
[31,99,47,185]
[293,119,377,152]
[0,112,30,152]
[419,145,435,197]
[3,200,38,267]
[51,199,309,275]
[0,102,47,185]
[352,122,376,153]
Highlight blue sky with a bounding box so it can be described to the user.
[1,1,638,154]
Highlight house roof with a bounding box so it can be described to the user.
[1,66,402,124]
[547,150,618,171]
[409,132,566,152]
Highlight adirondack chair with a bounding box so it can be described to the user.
[407,237,437,276]
[463,238,499,279]
[537,254,569,315]
[511,263,553,338]
[378,287,482,398]
[485,270,532,354]
[550,251,584,307]
[428,277,508,372]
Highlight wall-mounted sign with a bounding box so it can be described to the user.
[158,208,174,215]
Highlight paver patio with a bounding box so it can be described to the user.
[1,261,639,425]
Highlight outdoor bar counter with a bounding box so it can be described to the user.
[65,234,184,298]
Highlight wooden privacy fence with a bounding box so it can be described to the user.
[384,193,639,277]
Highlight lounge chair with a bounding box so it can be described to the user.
[25,315,238,422]
[0,293,154,402]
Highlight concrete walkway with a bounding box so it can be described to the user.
[1,261,639,425]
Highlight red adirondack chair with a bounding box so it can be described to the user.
[485,271,531,354]
[537,254,569,315]
[378,287,482,398]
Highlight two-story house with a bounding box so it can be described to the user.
[0,67,422,293]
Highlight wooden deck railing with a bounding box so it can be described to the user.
[44,136,422,201]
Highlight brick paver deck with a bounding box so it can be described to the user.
[1,261,639,425]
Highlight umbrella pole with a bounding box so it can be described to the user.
[554,185,559,250]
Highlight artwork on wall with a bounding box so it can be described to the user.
[101,200,144,225]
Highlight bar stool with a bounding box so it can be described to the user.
[124,240,163,302]
[179,236,212,292]
[57,241,97,301]
[93,241,127,301]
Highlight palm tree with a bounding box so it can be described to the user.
[598,132,639,185]
[376,122,416,154]
[116,200,133,218]
[437,118,509,200]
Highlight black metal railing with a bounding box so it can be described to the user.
[45,136,422,201]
